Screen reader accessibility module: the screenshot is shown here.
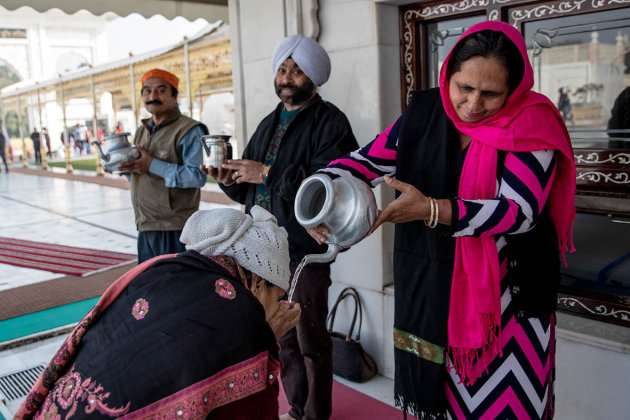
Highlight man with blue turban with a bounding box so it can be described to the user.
[203,34,358,420]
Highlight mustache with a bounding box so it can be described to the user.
[145,100,163,105]
[277,84,296,90]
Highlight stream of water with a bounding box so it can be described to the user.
[287,257,307,303]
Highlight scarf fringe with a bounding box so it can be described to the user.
[394,394,446,420]
[447,317,501,386]
[559,222,576,267]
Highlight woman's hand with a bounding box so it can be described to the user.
[267,301,301,340]
[221,159,265,184]
[305,225,330,245]
[368,176,430,234]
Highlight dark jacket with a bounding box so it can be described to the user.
[504,207,560,319]
[220,94,358,262]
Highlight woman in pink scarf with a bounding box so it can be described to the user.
[312,21,575,419]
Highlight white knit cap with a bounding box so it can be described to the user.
[271,34,331,87]
[180,206,290,291]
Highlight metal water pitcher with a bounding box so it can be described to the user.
[91,132,140,173]
[200,134,232,168]
[294,173,378,264]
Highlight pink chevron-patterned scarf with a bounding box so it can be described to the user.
[439,21,576,384]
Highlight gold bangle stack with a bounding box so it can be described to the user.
[424,197,439,228]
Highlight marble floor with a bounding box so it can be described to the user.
[0,170,398,417]
[0,170,236,291]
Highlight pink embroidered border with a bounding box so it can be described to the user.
[121,351,281,419]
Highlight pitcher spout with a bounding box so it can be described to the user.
[302,244,342,265]
[91,141,109,162]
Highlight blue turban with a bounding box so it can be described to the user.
[271,35,331,87]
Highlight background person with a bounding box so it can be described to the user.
[42,127,52,158]
[118,68,208,263]
[16,206,301,420]
[30,128,41,164]
[0,120,8,172]
[607,86,630,149]
[203,35,358,420]
[62,129,76,156]
[84,126,92,154]
[1,119,9,163]
[73,123,86,155]
[557,86,572,123]
[308,21,576,419]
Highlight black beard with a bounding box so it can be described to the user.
[274,79,315,106]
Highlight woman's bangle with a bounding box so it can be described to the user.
[431,198,439,228]
[424,197,439,228]
[424,197,434,228]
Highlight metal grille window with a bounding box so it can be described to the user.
[0,364,45,402]
[401,0,630,328]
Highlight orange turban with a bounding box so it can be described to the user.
[141,69,179,90]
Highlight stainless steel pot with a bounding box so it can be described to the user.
[294,173,378,264]
[200,134,232,168]
[92,132,140,173]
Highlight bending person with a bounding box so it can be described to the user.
[308,21,575,419]
[16,206,301,420]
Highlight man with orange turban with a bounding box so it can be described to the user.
[118,68,208,263]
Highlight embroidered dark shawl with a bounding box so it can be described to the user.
[16,251,280,419]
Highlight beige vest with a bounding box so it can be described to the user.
[131,108,203,231]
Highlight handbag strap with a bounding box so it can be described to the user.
[346,287,363,341]
[327,291,357,340]
[326,287,363,341]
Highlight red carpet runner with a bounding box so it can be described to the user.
[0,236,136,276]
[279,379,418,419]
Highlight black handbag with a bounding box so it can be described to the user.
[327,287,377,383]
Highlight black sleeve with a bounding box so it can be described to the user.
[274,108,358,200]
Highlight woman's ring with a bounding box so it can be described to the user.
[234,171,239,178]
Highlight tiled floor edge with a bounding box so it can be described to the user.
[0,297,99,345]
[0,324,75,352]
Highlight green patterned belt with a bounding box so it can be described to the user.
[393,327,445,364]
